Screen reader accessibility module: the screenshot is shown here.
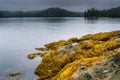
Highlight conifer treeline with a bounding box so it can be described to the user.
[0,7,82,18]
[84,7,120,17]
[0,7,120,18]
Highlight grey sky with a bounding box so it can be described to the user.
[0,0,120,11]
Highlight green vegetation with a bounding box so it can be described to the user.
[0,7,82,18]
[0,11,4,18]
[34,7,80,17]
[0,7,120,18]
[84,7,120,17]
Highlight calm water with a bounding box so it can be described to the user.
[0,17,120,80]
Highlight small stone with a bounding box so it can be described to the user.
[28,54,36,59]
[9,72,21,77]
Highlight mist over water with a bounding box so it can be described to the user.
[0,17,120,80]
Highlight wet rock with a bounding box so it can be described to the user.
[27,54,36,59]
[9,72,21,77]
[35,47,45,51]
[31,30,120,80]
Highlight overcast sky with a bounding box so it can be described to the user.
[0,0,120,11]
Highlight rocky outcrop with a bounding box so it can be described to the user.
[30,31,120,80]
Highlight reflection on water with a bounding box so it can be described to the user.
[0,17,67,23]
[84,17,99,23]
[40,17,67,23]
[0,17,120,80]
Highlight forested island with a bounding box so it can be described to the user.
[0,7,120,18]
[0,7,83,18]
[84,7,120,17]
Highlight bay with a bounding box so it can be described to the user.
[0,17,120,80]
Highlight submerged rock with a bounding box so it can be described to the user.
[30,30,120,80]
[9,71,21,77]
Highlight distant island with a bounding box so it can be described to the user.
[0,7,83,18]
[0,7,120,18]
[84,7,120,17]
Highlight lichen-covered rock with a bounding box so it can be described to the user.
[31,30,120,80]
[71,53,120,80]
[28,54,36,59]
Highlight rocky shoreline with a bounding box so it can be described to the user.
[29,30,120,80]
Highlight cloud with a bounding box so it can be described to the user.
[0,0,120,11]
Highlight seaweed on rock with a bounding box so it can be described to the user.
[29,30,120,80]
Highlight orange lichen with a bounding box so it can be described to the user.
[27,54,36,59]
[50,50,57,55]
[32,30,120,80]
[35,47,45,51]
[50,57,105,80]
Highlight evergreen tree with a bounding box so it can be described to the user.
[0,12,4,18]
[84,7,120,17]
